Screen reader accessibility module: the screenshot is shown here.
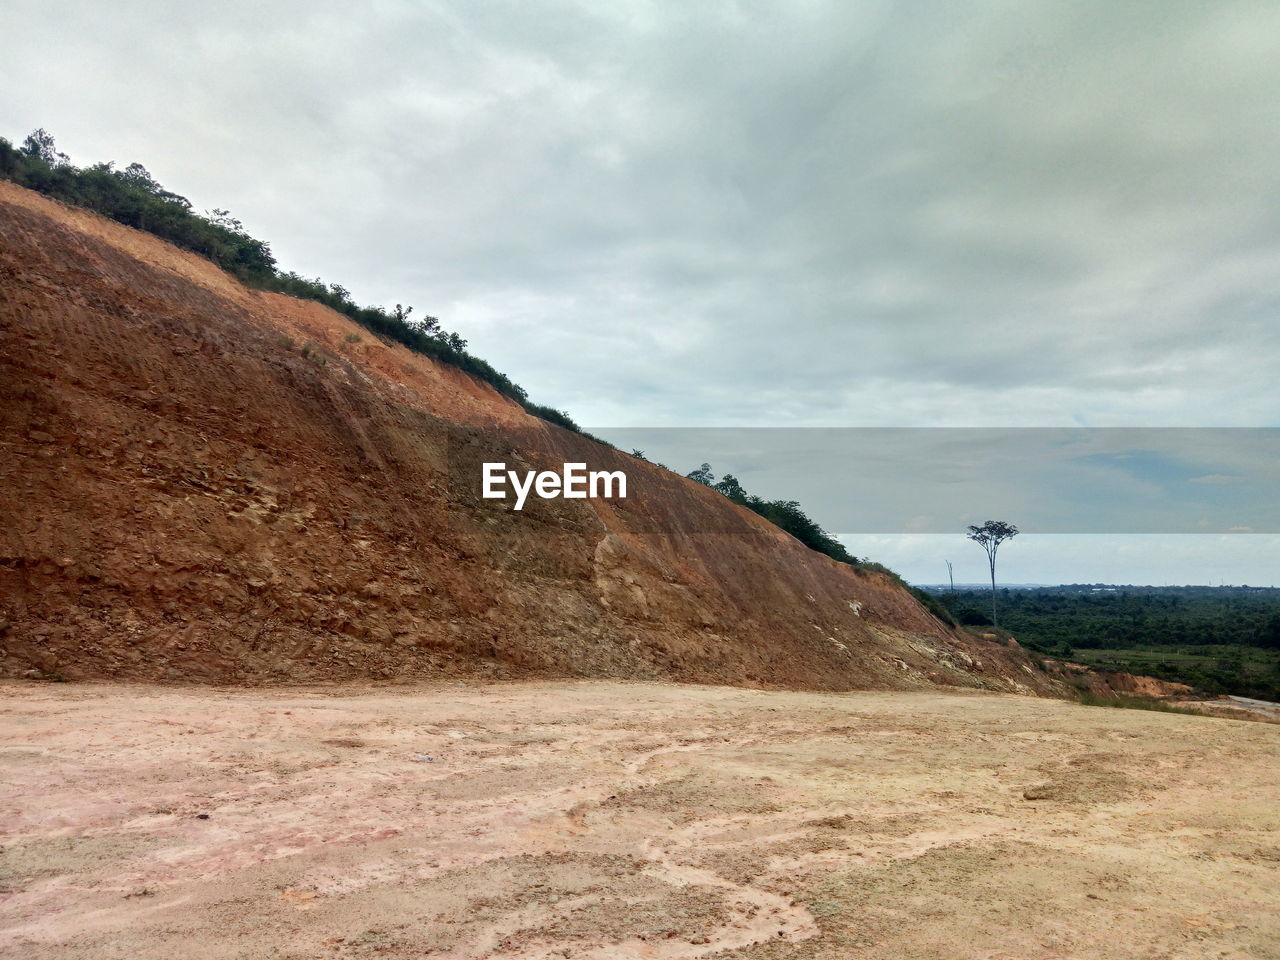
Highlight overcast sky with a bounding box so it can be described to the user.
[5,1,1279,583]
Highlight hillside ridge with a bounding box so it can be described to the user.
[1,181,1059,693]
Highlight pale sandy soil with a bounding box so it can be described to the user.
[1,682,1278,960]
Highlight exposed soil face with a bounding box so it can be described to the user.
[0,182,1056,694]
[2,681,1278,959]
[1043,661,1195,698]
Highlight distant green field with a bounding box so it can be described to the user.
[928,586,1280,700]
[1070,646,1279,697]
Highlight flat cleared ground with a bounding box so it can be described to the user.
[2,682,1278,960]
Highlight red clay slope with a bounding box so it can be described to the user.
[0,182,1060,692]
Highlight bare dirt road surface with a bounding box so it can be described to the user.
[2,681,1278,959]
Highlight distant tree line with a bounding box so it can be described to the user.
[928,585,1280,698]
[931,585,1280,651]
[0,129,581,430]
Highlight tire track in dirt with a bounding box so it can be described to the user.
[4,683,1278,960]
[477,736,820,959]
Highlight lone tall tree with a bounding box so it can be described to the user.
[966,521,1018,628]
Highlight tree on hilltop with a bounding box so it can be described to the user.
[687,463,715,486]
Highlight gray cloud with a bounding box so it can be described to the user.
[6,0,1280,581]
[7,0,1280,423]
[595,428,1280,535]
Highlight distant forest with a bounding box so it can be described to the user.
[928,585,1280,699]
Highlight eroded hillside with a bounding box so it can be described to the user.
[0,182,1058,692]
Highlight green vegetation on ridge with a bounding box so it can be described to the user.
[684,462,952,619]
[686,462,860,565]
[0,129,571,426]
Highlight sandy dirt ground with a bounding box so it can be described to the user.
[1,681,1278,960]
